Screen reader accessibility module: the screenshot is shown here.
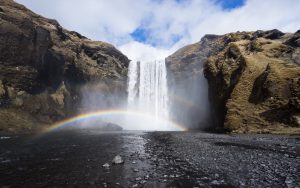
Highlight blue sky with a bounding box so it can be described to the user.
[217,0,245,10]
[130,0,246,45]
[16,0,300,61]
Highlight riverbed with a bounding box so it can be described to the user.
[0,130,299,187]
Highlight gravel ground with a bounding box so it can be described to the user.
[145,132,300,187]
[0,130,299,187]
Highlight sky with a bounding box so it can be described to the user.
[16,0,300,61]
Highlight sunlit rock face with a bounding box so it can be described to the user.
[0,0,129,132]
[204,30,300,134]
[168,30,300,134]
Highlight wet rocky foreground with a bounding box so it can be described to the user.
[0,130,299,187]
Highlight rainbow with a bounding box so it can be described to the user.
[41,109,187,134]
[169,94,204,112]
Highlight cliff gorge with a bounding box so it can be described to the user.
[0,0,129,132]
[167,30,300,134]
[1,0,299,134]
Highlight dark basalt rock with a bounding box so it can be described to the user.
[262,29,285,40]
[249,65,271,104]
[0,0,129,132]
[284,31,300,47]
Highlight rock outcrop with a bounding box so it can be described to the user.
[167,30,300,134]
[0,0,129,132]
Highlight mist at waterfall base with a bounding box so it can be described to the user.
[79,60,176,131]
[166,56,210,130]
[76,59,209,131]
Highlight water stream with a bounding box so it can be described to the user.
[127,60,171,130]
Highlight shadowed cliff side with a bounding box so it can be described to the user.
[167,30,300,134]
[0,0,129,132]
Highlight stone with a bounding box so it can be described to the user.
[133,168,139,172]
[102,163,110,169]
[0,80,5,98]
[211,180,221,185]
[112,155,124,164]
[291,115,300,127]
[0,136,11,140]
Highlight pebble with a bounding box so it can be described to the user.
[211,180,220,185]
[112,155,124,164]
[102,182,107,188]
[0,136,11,140]
[102,163,110,169]
[1,159,11,163]
[285,177,293,184]
[201,177,209,181]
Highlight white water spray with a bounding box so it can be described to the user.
[127,60,171,130]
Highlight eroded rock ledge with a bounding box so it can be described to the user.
[0,0,129,132]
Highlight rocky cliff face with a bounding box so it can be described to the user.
[0,0,129,132]
[167,30,300,134]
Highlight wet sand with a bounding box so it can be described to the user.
[0,130,299,187]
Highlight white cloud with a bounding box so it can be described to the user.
[16,0,300,61]
[189,0,300,41]
[119,41,173,62]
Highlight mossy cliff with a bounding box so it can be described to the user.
[168,30,300,134]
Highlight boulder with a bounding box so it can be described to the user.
[112,155,124,164]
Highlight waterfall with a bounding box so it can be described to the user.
[127,61,138,108]
[127,60,170,129]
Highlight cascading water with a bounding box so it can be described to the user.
[127,60,171,130]
[127,61,138,108]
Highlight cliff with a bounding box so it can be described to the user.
[0,0,129,132]
[167,30,300,134]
